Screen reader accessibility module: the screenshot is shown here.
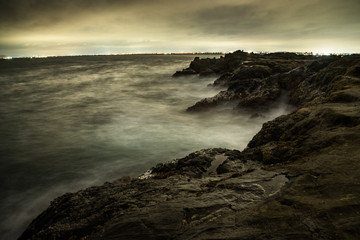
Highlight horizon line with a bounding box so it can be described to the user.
[1,50,358,60]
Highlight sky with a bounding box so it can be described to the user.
[0,0,359,57]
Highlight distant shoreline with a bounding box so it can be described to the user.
[2,50,358,60]
[0,52,225,60]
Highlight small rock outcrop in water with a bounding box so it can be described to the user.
[20,53,360,240]
[173,50,249,77]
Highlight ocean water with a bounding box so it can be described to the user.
[0,55,291,239]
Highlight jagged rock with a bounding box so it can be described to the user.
[199,68,215,76]
[189,57,219,73]
[19,148,289,240]
[173,68,197,77]
[348,65,360,78]
[186,54,358,112]
[187,90,239,112]
[173,56,224,77]
[173,51,250,77]
[186,54,319,112]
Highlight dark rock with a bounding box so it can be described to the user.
[173,56,225,77]
[189,57,218,73]
[173,68,197,77]
[187,54,359,112]
[186,53,320,112]
[199,68,215,77]
[347,66,360,78]
[19,148,289,240]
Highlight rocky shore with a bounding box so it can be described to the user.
[20,51,360,240]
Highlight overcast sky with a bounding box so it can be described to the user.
[1,0,359,57]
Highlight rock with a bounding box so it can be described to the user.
[186,53,321,112]
[199,68,215,77]
[186,54,357,112]
[173,56,224,77]
[186,90,238,112]
[347,65,360,78]
[19,149,289,240]
[173,68,197,77]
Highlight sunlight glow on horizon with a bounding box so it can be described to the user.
[2,49,356,60]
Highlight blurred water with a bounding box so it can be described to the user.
[0,55,290,239]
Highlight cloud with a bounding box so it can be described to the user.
[183,4,277,36]
[0,0,152,31]
[174,0,360,41]
[0,0,359,56]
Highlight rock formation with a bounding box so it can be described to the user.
[19,52,360,240]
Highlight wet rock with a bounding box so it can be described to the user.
[347,65,360,78]
[173,68,197,77]
[173,56,224,77]
[185,54,349,112]
[20,149,289,240]
[199,68,215,77]
[186,90,239,112]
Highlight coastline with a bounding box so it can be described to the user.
[19,51,360,240]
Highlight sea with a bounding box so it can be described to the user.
[0,54,291,239]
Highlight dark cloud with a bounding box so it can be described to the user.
[0,0,150,29]
[185,4,278,36]
[179,0,360,40]
[0,0,359,56]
